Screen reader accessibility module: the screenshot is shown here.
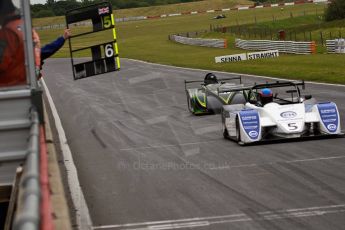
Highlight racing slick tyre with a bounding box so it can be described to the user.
[222,122,229,139]
[236,116,241,143]
[187,95,194,113]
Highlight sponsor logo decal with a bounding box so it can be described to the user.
[248,131,259,138]
[280,111,297,119]
[317,103,339,133]
[239,110,260,140]
[327,124,337,132]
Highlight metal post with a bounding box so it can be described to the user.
[21,0,37,90]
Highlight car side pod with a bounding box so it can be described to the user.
[237,109,262,144]
[314,102,342,135]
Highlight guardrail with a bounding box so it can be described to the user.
[12,110,40,230]
[326,39,345,54]
[169,34,227,48]
[235,38,316,54]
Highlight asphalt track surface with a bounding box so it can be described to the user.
[43,58,345,230]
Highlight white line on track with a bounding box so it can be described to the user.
[125,58,345,88]
[42,79,93,230]
[209,155,345,170]
[92,204,345,229]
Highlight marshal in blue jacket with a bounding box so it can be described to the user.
[41,36,65,62]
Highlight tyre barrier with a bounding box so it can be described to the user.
[326,39,345,54]
[169,34,227,48]
[235,38,316,54]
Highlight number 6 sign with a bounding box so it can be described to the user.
[66,2,120,80]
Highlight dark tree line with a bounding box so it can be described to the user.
[325,0,345,21]
[31,0,202,18]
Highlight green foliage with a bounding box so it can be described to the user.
[34,9,55,18]
[325,0,345,21]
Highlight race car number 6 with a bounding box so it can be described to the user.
[288,123,298,130]
[105,44,114,57]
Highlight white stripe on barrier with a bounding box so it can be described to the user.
[168,13,182,17]
[285,2,295,6]
[191,11,198,14]
[271,4,279,7]
[170,35,226,48]
[206,10,215,13]
[222,8,231,11]
[255,6,264,8]
[235,38,315,55]
[238,6,249,10]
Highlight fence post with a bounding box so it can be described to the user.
[309,31,312,41]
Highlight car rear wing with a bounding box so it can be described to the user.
[184,75,242,91]
[217,85,252,95]
[218,80,305,94]
[252,80,305,90]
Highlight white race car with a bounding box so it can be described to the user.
[221,81,344,145]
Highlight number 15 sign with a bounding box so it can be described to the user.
[66,1,120,80]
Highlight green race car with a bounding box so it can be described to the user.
[185,73,246,115]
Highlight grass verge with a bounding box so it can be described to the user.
[37,3,345,84]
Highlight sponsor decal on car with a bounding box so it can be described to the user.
[280,111,297,119]
[317,102,339,133]
[239,109,260,140]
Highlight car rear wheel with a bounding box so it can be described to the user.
[222,122,228,139]
[236,116,241,142]
[187,95,194,113]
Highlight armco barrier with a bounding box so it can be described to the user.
[169,34,227,48]
[326,39,345,54]
[12,110,41,230]
[235,38,316,54]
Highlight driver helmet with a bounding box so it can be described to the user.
[259,88,273,105]
[204,73,218,85]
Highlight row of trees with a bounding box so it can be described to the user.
[31,0,201,18]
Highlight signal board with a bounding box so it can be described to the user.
[66,2,120,80]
